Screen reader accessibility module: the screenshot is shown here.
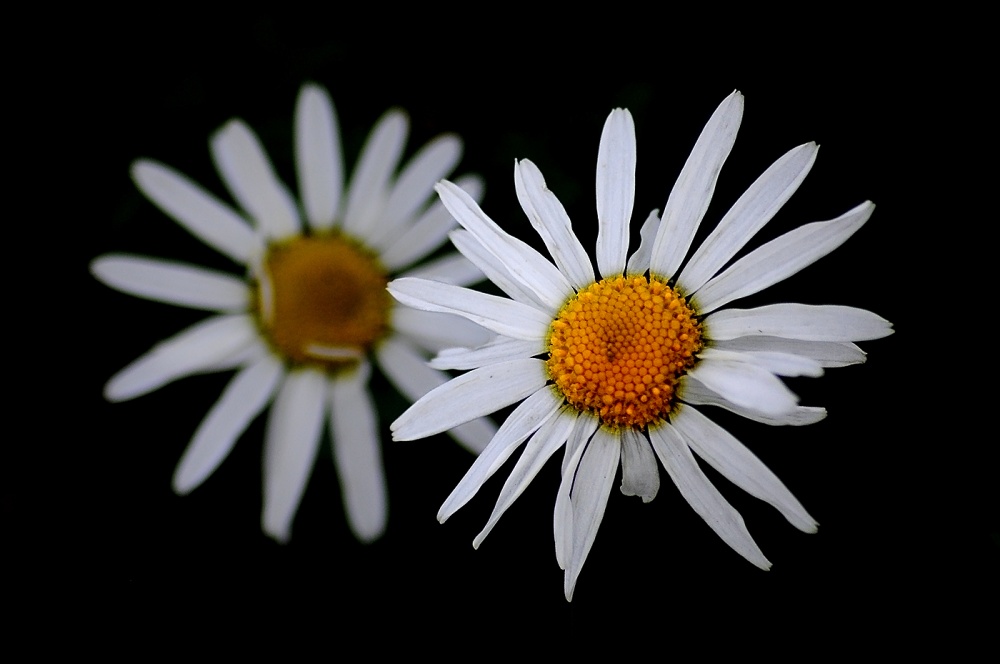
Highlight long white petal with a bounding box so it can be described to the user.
[391,306,492,355]
[449,230,550,309]
[375,336,496,454]
[391,358,548,442]
[620,428,659,503]
[671,405,817,533]
[689,350,799,417]
[679,376,827,426]
[173,355,284,493]
[295,83,342,231]
[436,180,573,310]
[649,91,744,279]
[210,120,300,240]
[554,419,588,570]
[380,174,484,271]
[649,424,770,569]
[368,134,462,249]
[514,159,594,288]
[626,209,660,275]
[329,360,386,543]
[565,428,620,601]
[694,201,875,314]
[438,387,562,521]
[712,335,868,368]
[596,109,636,278]
[388,277,551,341]
[705,302,893,342]
[342,110,407,237]
[262,368,327,543]
[430,337,542,371]
[702,347,824,378]
[91,255,249,311]
[105,314,259,401]
[473,407,575,548]
[680,142,819,293]
[131,160,261,264]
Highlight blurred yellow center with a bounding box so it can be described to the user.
[256,234,390,370]
[547,275,702,429]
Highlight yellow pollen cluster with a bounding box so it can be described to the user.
[546,275,702,429]
[255,233,390,370]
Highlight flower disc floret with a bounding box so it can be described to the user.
[256,233,391,369]
[546,275,702,429]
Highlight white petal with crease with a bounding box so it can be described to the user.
[705,303,893,342]
[689,350,799,417]
[620,428,659,503]
[595,109,636,278]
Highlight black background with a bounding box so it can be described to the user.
[16,9,993,650]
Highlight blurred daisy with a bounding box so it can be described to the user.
[92,83,494,543]
[390,91,893,600]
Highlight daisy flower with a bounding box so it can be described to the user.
[390,91,893,600]
[92,83,495,543]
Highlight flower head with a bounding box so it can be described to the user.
[389,91,893,600]
[92,83,495,543]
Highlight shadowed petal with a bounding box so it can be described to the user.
[705,302,894,342]
[342,110,407,237]
[91,255,248,312]
[262,368,327,543]
[330,360,387,543]
[620,428,659,502]
[173,355,284,493]
[295,83,343,231]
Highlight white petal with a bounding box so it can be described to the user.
[562,412,600,475]
[671,405,818,533]
[564,428,620,602]
[173,355,284,493]
[369,134,462,249]
[619,428,659,503]
[705,348,824,378]
[680,375,827,426]
[595,109,636,278]
[262,368,327,543]
[626,209,660,275]
[649,424,770,569]
[329,360,386,543]
[131,160,261,264]
[689,350,799,417]
[680,142,819,294]
[295,83,343,231]
[712,335,868,368]
[398,251,484,287]
[391,358,549,442]
[342,110,407,238]
[438,387,562,522]
[694,201,875,314]
[210,120,300,240]
[436,180,573,310]
[388,277,551,342]
[473,408,575,548]
[705,302,894,342]
[552,426,593,570]
[380,174,484,271]
[391,306,492,354]
[514,159,594,288]
[449,230,550,309]
[649,91,744,279]
[375,336,496,454]
[105,314,259,401]
[430,337,542,371]
[91,255,249,311]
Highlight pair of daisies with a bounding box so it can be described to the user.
[94,84,891,600]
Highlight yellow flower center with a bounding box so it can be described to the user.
[255,233,391,370]
[546,275,703,429]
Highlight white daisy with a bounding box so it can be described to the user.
[92,83,496,543]
[389,91,893,600]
